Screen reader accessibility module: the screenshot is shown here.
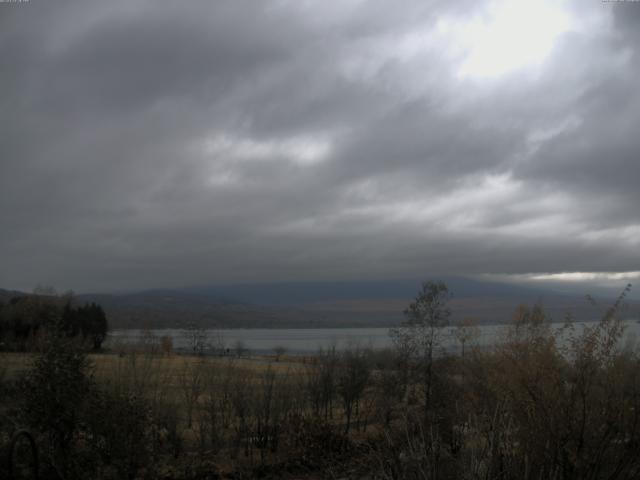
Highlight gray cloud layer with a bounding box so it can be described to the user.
[1,0,639,292]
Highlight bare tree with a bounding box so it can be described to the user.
[234,339,247,358]
[202,358,237,452]
[178,358,205,428]
[389,281,451,418]
[210,328,225,356]
[229,367,252,458]
[453,317,480,358]
[372,352,405,427]
[182,322,208,355]
[160,335,173,356]
[337,347,371,433]
[273,345,287,361]
[252,367,292,462]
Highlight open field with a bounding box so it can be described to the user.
[1,351,307,379]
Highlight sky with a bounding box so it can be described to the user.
[1,0,639,294]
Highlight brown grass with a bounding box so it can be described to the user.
[1,350,307,391]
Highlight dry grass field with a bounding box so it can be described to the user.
[1,350,305,379]
[0,352,33,381]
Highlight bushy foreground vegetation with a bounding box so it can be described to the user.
[0,282,638,479]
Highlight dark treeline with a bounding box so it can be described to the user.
[0,281,639,480]
[0,291,108,351]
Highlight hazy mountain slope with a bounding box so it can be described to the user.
[92,278,640,328]
[187,276,557,305]
[3,278,637,329]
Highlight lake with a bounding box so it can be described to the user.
[108,319,640,355]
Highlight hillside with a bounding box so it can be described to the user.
[3,277,635,329]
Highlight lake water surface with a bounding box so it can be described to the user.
[109,319,640,354]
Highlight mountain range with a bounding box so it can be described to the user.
[3,277,637,329]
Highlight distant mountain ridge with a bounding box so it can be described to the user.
[187,277,566,305]
[1,277,637,329]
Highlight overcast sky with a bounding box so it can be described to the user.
[1,0,639,293]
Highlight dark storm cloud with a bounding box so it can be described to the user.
[1,0,639,292]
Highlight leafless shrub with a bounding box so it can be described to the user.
[305,346,338,420]
[252,367,292,462]
[183,322,208,355]
[453,317,481,358]
[274,345,287,361]
[337,347,371,433]
[229,365,252,459]
[372,358,405,427]
[177,357,205,428]
[234,339,248,358]
[160,335,174,356]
